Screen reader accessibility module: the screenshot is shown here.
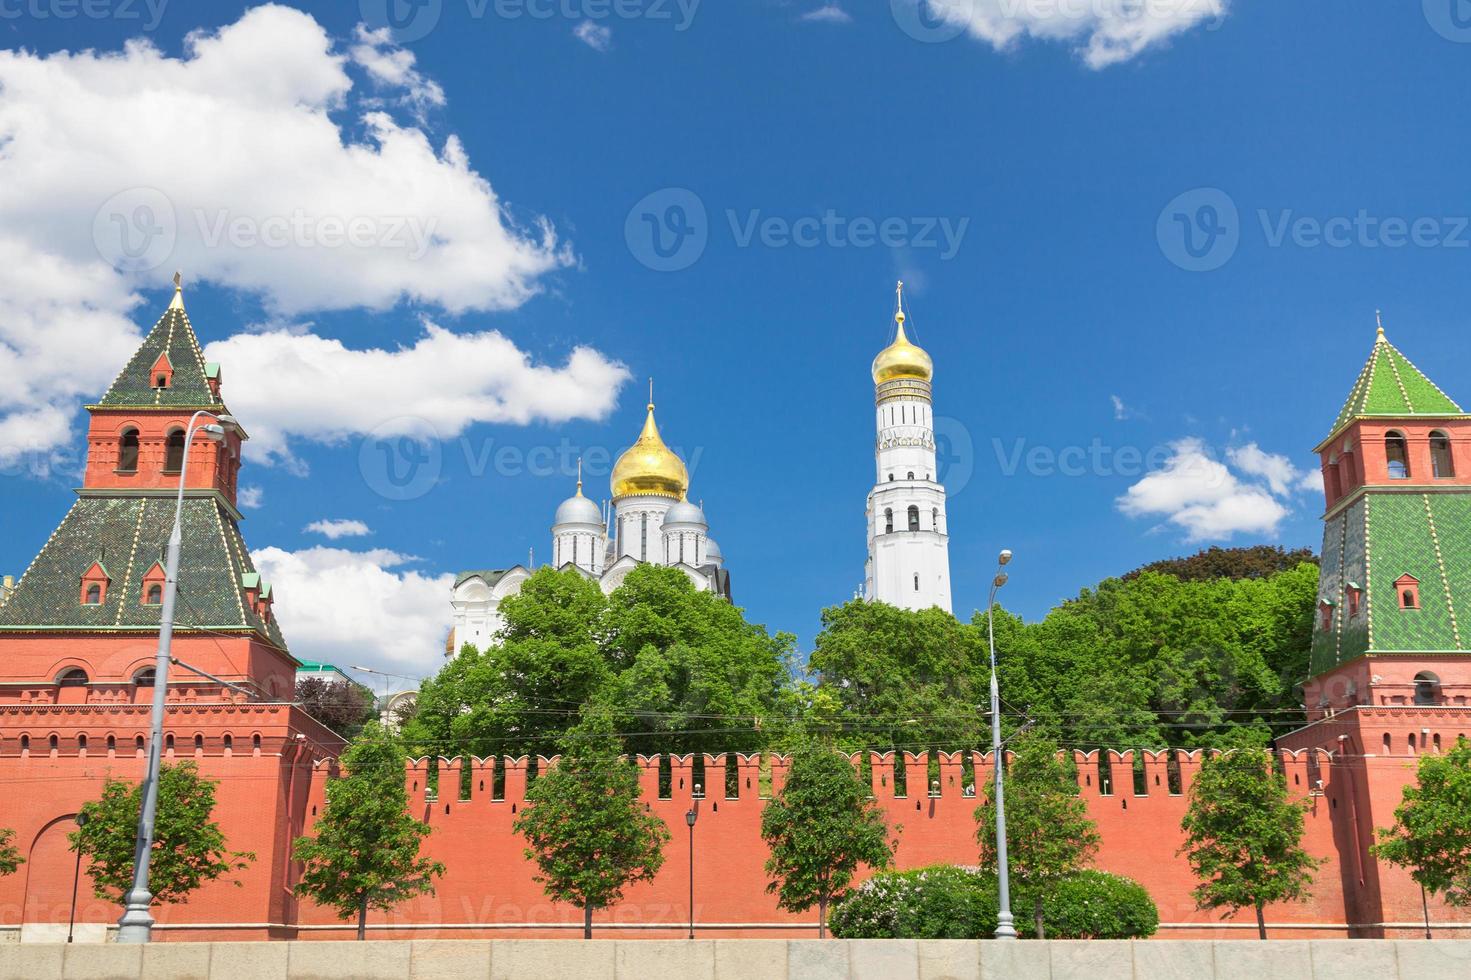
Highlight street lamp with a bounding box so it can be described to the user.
[68,811,89,943]
[987,548,1017,940]
[685,786,700,940]
[117,411,236,944]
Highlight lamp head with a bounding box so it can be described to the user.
[215,414,239,429]
[994,572,1008,589]
[685,808,698,827]
[997,549,1012,567]
[200,423,226,442]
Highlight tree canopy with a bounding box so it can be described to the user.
[407,565,796,759]
[1374,737,1471,908]
[292,723,445,939]
[295,677,378,739]
[1124,545,1318,583]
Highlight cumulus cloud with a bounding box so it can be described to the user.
[205,323,630,466]
[0,5,586,465]
[801,4,853,23]
[237,486,265,510]
[573,21,612,50]
[305,519,372,539]
[251,546,451,676]
[921,0,1227,69]
[1117,437,1308,542]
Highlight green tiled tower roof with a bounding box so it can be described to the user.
[1326,325,1464,438]
[94,287,223,410]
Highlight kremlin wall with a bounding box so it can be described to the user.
[0,285,1468,942]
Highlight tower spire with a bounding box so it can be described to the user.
[168,270,184,311]
[1376,309,1385,341]
[576,457,584,497]
[895,280,905,326]
[648,377,655,410]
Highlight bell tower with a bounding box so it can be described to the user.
[865,283,952,613]
[1305,316,1471,716]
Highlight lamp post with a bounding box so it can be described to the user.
[685,786,700,940]
[116,411,235,944]
[67,811,89,943]
[987,549,1017,940]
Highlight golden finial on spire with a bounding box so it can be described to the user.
[168,270,185,311]
[895,280,905,325]
[648,377,655,411]
[1376,309,1386,341]
[576,457,584,497]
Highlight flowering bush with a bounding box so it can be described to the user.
[828,865,1157,940]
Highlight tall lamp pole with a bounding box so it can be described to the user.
[116,411,235,944]
[987,549,1017,940]
[685,786,700,940]
[67,811,89,943]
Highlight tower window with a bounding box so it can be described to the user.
[932,507,939,530]
[1318,600,1333,632]
[163,429,186,473]
[1385,431,1410,480]
[144,584,162,605]
[1346,585,1361,618]
[907,471,914,480]
[83,584,102,605]
[57,668,88,687]
[907,505,920,531]
[1414,672,1441,705]
[884,509,893,534]
[134,668,156,687]
[118,428,140,473]
[1396,574,1421,610]
[1431,431,1455,478]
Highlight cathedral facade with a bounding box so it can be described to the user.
[449,399,730,653]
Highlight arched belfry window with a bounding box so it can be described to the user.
[163,429,186,473]
[57,668,88,688]
[83,584,102,605]
[907,506,920,531]
[914,573,920,591]
[1385,431,1410,480]
[1414,671,1442,705]
[1431,431,1455,479]
[118,429,140,473]
[884,509,893,534]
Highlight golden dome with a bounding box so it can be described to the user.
[611,402,689,500]
[871,310,933,385]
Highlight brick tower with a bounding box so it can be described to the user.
[0,282,339,942]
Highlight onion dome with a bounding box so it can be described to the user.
[662,500,708,528]
[554,469,603,526]
[704,537,724,566]
[611,399,689,500]
[871,307,933,385]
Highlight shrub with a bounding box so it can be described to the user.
[828,865,1157,940]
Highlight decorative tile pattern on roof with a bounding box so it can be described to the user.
[97,305,222,408]
[1330,335,1462,433]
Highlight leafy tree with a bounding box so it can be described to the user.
[1179,749,1321,938]
[72,762,252,906]
[408,565,795,759]
[293,723,445,939]
[1124,545,1318,583]
[513,710,669,938]
[1374,737,1471,908]
[295,677,377,738]
[0,829,22,878]
[760,739,895,936]
[976,734,1100,937]
[808,599,987,751]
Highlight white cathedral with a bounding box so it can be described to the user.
[448,283,951,655]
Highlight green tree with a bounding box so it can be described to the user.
[513,711,670,938]
[1374,737,1471,910]
[295,677,378,739]
[760,739,895,937]
[976,734,1100,937]
[72,762,252,906]
[1179,749,1321,938]
[809,599,986,751]
[0,829,23,878]
[292,723,445,939]
[1124,545,1318,583]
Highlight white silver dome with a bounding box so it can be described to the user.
[704,537,723,565]
[662,500,708,528]
[553,492,603,527]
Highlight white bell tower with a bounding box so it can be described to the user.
[865,282,952,613]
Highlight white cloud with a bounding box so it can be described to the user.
[349,25,446,115]
[1117,437,1289,542]
[573,21,613,51]
[921,0,1227,69]
[1226,443,1309,497]
[305,518,372,539]
[801,4,853,23]
[204,322,630,466]
[252,546,450,676]
[237,485,265,509]
[1110,395,1128,420]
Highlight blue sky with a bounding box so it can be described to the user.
[3,1,1471,679]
